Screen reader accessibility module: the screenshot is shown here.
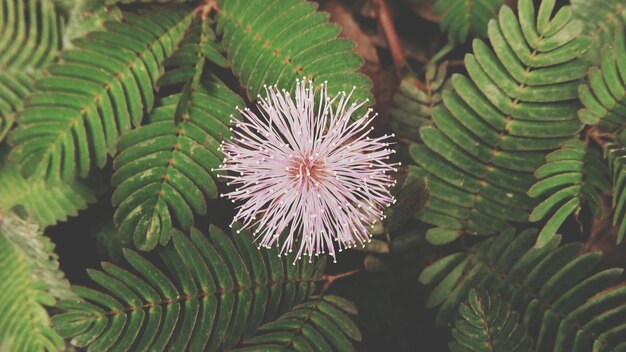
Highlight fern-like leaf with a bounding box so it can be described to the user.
[434,0,504,43]
[450,288,532,352]
[411,0,590,244]
[528,139,610,247]
[605,142,626,243]
[578,27,626,128]
[390,63,448,144]
[52,226,326,351]
[0,72,35,141]
[0,213,73,300]
[216,0,373,108]
[62,0,123,47]
[0,213,68,351]
[9,7,193,182]
[0,0,62,71]
[233,295,361,351]
[571,0,626,62]
[0,0,63,142]
[111,19,242,251]
[419,228,626,351]
[0,150,97,227]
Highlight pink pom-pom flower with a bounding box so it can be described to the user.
[217,79,398,263]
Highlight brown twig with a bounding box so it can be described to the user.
[448,59,465,67]
[583,195,614,253]
[196,0,219,19]
[584,125,614,147]
[320,269,362,293]
[372,0,405,69]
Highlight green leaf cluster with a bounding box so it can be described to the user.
[450,288,532,352]
[390,63,448,144]
[528,139,610,246]
[111,19,243,251]
[409,0,592,245]
[217,0,373,108]
[234,295,361,351]
[7,0,626,350]
[0,0,372,350]
[435,0,505,43]
[0,0,63,141]
[0,213,71,351]
[53,226,325,351]
[420,229,626,350]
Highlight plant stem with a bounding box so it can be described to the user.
[372,0,405,69]
[584,195,614,252]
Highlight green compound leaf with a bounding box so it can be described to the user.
[449,288,533,352]
[0,213,69,352]
[9,7,194,182]
[577,27,626,129]
[420,228,626,351]
[411,0,591,244]
[571,0,626,63]
[62,0,123,46]
[605,142,626,243]
[435,0,504,43]
[216,0,373,109]
[0,0,64,142]
[112,19,243,251]
[0,0,62,71]
[53,226,326,351]
[390,63,449,144]
[0,72,36,143]
[528,139,610,247]
[0,213,74,300]
[0,150,97,227]
[232,295,361,352]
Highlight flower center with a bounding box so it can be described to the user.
[289,154,327,187]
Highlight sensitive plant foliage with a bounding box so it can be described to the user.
[390,62,449,145]
[571,0,626,62]
[412,0,592,245]
[606,143,626,242]
[0,150,97,227]
[420,229,626,350]
[53,226,327,351]
[9,7,194,182]
[4,0,626,350]
[0,0,63,142]
[0,214,73,301]
[0,213,69,351]
[450,288,532,352]
[233,295,362,351]
[218,79,398,262]
[435,0,505,43]
[216,0,374,110]
[528,139,610,247]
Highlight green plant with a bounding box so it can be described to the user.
[233,295,361,351]
[0,213,71,351]
[390,62,448,145]
[412,0,592,245]
[449,288,532,352]
[4,0,626,350]
[53,226,326,351]
[420,229,626,350]
[435,0,505,43]
[0,0,63,141]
